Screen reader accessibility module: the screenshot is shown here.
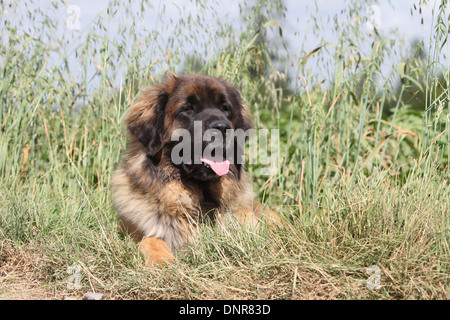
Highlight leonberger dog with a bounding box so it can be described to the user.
[111,74,276,264]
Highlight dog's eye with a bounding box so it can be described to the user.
[221,104,231,113]
[185,104,194,111]
[175,104,195,118]
[181,104,194,113]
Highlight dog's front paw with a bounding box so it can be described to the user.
[139,237,175,265]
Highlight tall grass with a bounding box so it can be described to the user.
[0,0,448,299]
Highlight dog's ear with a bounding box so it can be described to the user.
[235,104,253,132]
[234,104,252,177]
[125,76,178,157]
[126,92,167,157]
[222,81,252,132]
[223,83,253,179]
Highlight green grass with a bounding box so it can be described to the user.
[0,0,448,299]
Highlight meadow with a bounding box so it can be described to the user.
[0,0,448,299]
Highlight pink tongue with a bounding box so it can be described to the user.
[201,158,230,176]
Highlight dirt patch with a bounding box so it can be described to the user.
[0,241,53,300]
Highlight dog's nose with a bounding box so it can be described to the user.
[209,121,232,134]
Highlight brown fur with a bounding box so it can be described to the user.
[111,74,275,264]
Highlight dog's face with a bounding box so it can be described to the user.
[126,75,252,182]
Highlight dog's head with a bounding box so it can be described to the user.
[126,74,252,181]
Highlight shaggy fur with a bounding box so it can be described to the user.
[111,74,272,264]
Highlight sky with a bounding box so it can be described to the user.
[58,0,442,76]
[62,0,437,44]
[2,0,445,89]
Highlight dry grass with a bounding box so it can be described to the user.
[0,0,448,300]
[0,241,54,299]
[1,167,447,300]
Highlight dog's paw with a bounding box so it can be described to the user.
[139,237,175,265]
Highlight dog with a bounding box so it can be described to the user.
[111,74,276,264]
